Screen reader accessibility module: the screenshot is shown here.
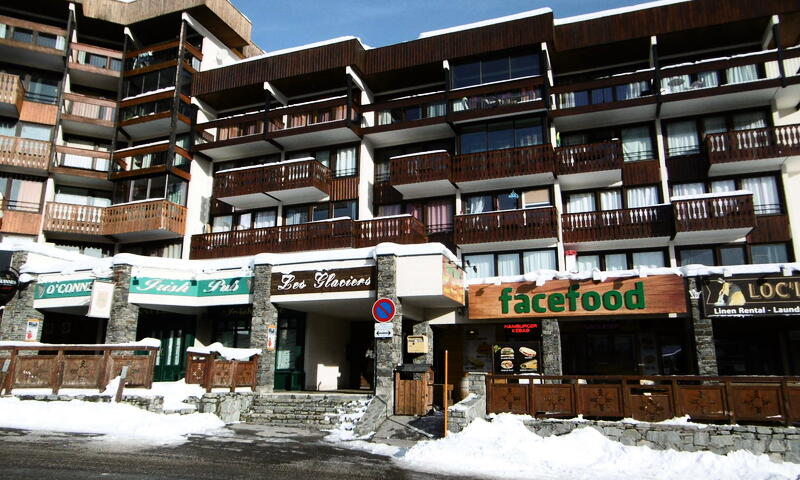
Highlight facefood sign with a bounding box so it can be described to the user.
[129,274,253,306]
[468,276,688,320]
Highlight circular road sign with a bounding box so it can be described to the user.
[372,298,396,323]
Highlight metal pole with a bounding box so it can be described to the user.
[443,349,448,437]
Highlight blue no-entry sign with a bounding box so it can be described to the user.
[372,298,396,323]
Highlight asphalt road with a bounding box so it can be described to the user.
[0,425,472,480]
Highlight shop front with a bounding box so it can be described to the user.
[33,275,111,345]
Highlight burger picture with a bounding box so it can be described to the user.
[500,347,514,358]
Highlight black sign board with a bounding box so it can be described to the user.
[0,268,19,306]
[703,274,800,317]
[492,341,541,375]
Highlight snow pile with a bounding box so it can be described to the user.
[118,379,206,411]
[186,342,261,362]
[323,398,372,442]
[0,397,225,445]
[394,415,800,480]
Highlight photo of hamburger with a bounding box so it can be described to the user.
[500,347,514,359]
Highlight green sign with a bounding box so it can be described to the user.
[35,279,94,300]
[130,277,252,297]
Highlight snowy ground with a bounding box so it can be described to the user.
[327,414,800,480]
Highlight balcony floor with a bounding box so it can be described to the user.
[363,123,453,148]
[198,137,280,162]
[393,179,456,200]
[457,171,554,193]
[660,84,779,120]
[708,155,787,176]
[61,117,115,139]
[552,101,656,131]
[673,227,753,246]
[271,122,360,151]
[558,169,622,190]
[564,236,671,251]
[218,186,330,210]
[459,237,557,254]
[68,66,119,91]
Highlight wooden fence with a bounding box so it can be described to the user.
[395,369,434,416]
[0,344,159,395]
[486,374,800,426]
[185,352,259,392]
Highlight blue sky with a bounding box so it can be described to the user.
[233,0,656,52]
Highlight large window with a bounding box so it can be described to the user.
[0,175,44,212]
[284,200,357,225]
[451,52,540,89]
[459,117,544,154]
[678,243,790,266]
[561,123,655,162]
[122,66,177,99]
[565,186,660,213]
[464,249,557,280]
[379,197,455,234]
[212,209,277,233]
[464,188,551,214]
[671,174,782,215]
[112,174,187,205]
[576,250,666,272]
[287,144,358,177]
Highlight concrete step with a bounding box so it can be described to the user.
[242,392,372,429]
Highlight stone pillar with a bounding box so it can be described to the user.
[105,264,139,345]
[541,318,562,376]
[411,320,433,365]
[0,251,44,344]
[375,254,403,415]
[689,277,718,376]
[251,263,278,392]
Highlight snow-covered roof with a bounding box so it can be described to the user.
[419,8,552,39]
[554,0,691,25]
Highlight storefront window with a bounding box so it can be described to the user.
[212,307,251,348]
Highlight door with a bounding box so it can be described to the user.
[347,321,374,390]
[274,310,306,391]
[137,312,196,382]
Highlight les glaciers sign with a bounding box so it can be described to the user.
[129,275,253,306]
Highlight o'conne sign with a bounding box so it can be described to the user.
[468,276,687,320]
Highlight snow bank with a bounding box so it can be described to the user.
[186,342,261,362]
[118,379,206,411]
[395,415,800,480]
[0,338,161,349]
[0,397,225,445]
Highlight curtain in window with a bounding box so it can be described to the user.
[618,81,646,100]
[695,71,719,89]
[741,176,780,214]
[92,197,111,207]
[253,211,276,228]
[672,183,705,197]
[405,203,423,221]
[567,193,595,213]
[711,180,736,193]
[466,196,490,214]
[751,244,788,264]
[285,208,307,225]
[661,74,691,93]
[10,179,42,211]
[54,191,87,205]
[335,147,356,176]
[733,112,767,131]
[425,200,453,232]
[377,111,392,125]
[666,120,699,156]
[427,102,446,118]
[0,24,6,39]
[19,124,51,141]
[633,251,665,268]
[212,216,232,233]
[600,191,622,211]
[605,253,627,271]
[626,186,659,208]
[558,92,575,109]
[577,255,600,272]
[464,254,494,280]
[62,153,93,169]
[497,254,520,276]
[621,126,652,162]
[378,204,402,217]
[523,250,556,272]
[726,64,758,84]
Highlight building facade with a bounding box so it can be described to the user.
[1,0,800,403]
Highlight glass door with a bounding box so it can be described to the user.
[274,310,306,391]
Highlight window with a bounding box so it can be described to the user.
[287,144,358,177]
[671,175,781,215]
[464,189,539,214]
[122,67,176,98]
[212,209,276,232]
[632,251,665,269]
[285,205,308,225]
[523,189,551,208]
[451,53,540,89]
[113,175,186,205]
[567,192,595,213]
[497,253,520,276]
[464,248,557,280]
[665,110,769,157]
[679,244,790,266]
[333,201,357,219]
[679,248,714,266]
[26,75,59,104]
[751,244,788,264]
[626,186,659,208]
[19,123,51,141]
[666,120,699,156]
[0,175,44,212]
[577,254,600,272]
[579,250,666,271]
[458,117,544,154]
[620,126,654,162]
[54,186,111,207]
[523,250,557,271]
[284,200,357,225]
[463,253,494,280]
[719,246,746,266]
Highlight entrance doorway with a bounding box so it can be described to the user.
[274,309,305,391]
[136,309,196,381]
[347,321,374,390]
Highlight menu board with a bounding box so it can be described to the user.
[492,342,541,374]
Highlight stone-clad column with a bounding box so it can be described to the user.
[411,320,433,365]
[375,254,403,415]
[688,277,718,376]
[541,318,562,376]
[251,263,278,392]
[0,251,44,343]
[105,264,139,345]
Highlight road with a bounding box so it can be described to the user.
[0,425,471,480]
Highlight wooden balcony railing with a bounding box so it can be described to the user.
[455,207,557,245]
[43,202,104,235]
[390,150,451,185]
[562,205,673,243]
[62,92,116,123]
[555,140,623,175]
[0,207,42,236]
[673,193,755,233]
[0,135,50,170]
[213,160,331,199]
[102,199,186,237]
[453,145,554,183]
[353,216,427,248]
[0,72,24,113]
[486,374,800,425]
[0,14,67,54]
[659,49,778,97]
[54,145,111,172]
[69,43,123,74]
[269,96,355,133]
[197,112,265,145]
[706,124,800,165]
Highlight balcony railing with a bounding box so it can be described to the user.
[451,86,542,114]
[70,43,123,73]
[362,92,447,129]
[269,96,356,133]
[706,124,800,165]
[196,111,265,145]
[0,72,24,114]
[659,50,780,97]
[102,199,186,237]
[453,145,554,183]
[0,135,50,170]
[553,71,655,111]
[190,216,431,259]
[62,93,116,123]
[0,14,67,53]
[54,145,110,172]
[562,205,673,243]
[555,140,623,175]
[673,193,755,233]
[43,202,104,235]
[214,159,331,199]
[455,207,557,245]
[390,150,451,185]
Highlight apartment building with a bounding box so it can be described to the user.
[1,0,799,397]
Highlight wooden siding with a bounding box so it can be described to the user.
[747,214,791,244]
[622,159,661,186]
[0,210,42,236]
[329,176,359,201]
[19,101,58,126]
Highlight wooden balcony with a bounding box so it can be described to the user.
[389,150,455,199]
[555,140,623,189]
[706,125,800,175]
[267,96,360,150]
[0,72,24,117]
[62,93,116,138]
[453,145,554,192]
[449,77,545,123]
[194,111,274,161]
[0,135,50,173]
[360,92,450,147]
[214,160,331,209]
[562,206,673,247]
[0,15,66,71]
[43,202,104,238]
[353,216,427,248]
[52,145,111,179]
[102,199,186,242]
[0,203,42,236]
[69,43,122,90]
[673,192,755,244]
[456,207,558,251]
